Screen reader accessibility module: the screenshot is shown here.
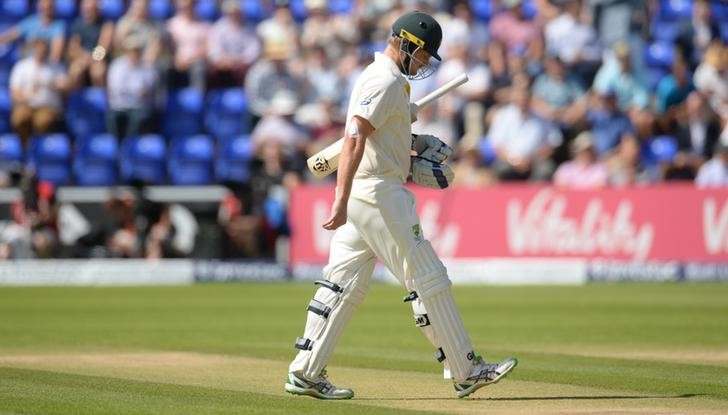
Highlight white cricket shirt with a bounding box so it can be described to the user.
[347,52,411,203]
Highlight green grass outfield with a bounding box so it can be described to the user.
[1,283,727,414]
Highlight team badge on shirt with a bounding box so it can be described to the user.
[411,224,423,242]
[359,98,372,106]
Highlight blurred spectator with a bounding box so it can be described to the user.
[257,0,299,50]
[0,0,66,64]
[694,43,728,118]
[67,0,115,89]
[655,54,694,114]
[300,0,349,58]
[695,142,728,187]
[207,0,261,89]
[586,88,636,157]
[675,92,720,164]
[606,134,654,186]
[451,148,495,188]
[489,0,542,52]
[10,38,68,144]
[244,36,308,119]
[106,36,159,141]
[251,90,309,157]
[166,0,210,91]
[145,203,198,259]
[593,42,649,112]
[544,0,601,87]
[440,2,489,62]
[0,175,59,259]
[487,82,563,181]
[531,53,586,127]
[114,0,162,64]
[553,130,608,189]
[690,0,720,63]
[218,185,269,258]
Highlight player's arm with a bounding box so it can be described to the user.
[322,115,374,231]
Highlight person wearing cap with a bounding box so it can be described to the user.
[284,11,517,401]
[106,35,159,141]
[207,0,261,89]
[553,130,608,189]
[592,41,649,112]
[9,37,68,144]
[586,87,636,158]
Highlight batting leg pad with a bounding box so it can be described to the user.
[408,241,475,382]
[289,264,373,379]
[409,295,452,379]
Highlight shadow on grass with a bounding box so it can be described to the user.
[358,393,701,402]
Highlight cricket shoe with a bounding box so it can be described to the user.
[284,368,354,400]
[454,356,518,398]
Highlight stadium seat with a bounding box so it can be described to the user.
[645,41,674,68]
[163,88,204,139]
[0,133,22,170]
[659,0,692,20]
[74,133,118,186]
[195,0,220,21]
[120,134,167,185]
[710,1,728,22]
[329,0,353,15]
[478,135,497,165]
[54,0,78,21]
[0,0,29,24]
[215,134,253,184]
[522,0,537,20]
[99,0,125,20]
[643,135,678,165]
[242,0,269,22]
[651,19,679,41]
[66,87,108,140]
[148,0,174,20]
[168,134,215,185]
[469,0,492,21]
[0,87,10,133]
[204,88,249,140]
[289,0,308,22]
[27,134,72,187]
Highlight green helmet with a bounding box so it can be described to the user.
[392,11,442,61]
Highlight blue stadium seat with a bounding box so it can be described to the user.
[55,0,78,21]
[242,0,269,22]
[99,0,125,20]
[66,87,107,140]
[168,134,214,185]
[27,133,72,187]
[522,0,537,20]
[721,25,728,43]
[329,0,353,15]
[478,136,497,165]
[74,133,118,186]
[0,0,30,24]
[0,87,10,133]
[0,133,22,170]
[195,0,220,21]
[148,0,174,20]
[470,0,492,21]
[659,0,692,20]
[215,134,253,184]
[204,88,249,140]
[289,0,308,22]
[651,19,679,41]
[163,88,204,139]
[120,134,167,185]
[710,1,728,22]
[643,135,678,165]
[645,41,674,68]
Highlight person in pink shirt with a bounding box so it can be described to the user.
[489,0,542,52]
[553,131,608,189]
[166,0,210,91]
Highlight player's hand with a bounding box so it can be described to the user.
[323,200,347,230]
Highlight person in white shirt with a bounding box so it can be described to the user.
[696,141,728,187]
[487,81,563,181]
[10,38,68,143]
[284,11,517,401]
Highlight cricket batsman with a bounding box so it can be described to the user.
[284,10,517,399]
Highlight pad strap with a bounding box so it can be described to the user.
[307,299,332,318]
[435,347,446,362]
[403,291,418,302]
[294,337,313,351]
[315,279,343,293]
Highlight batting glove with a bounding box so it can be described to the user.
[411,157,454,189]
[412,134,453,164]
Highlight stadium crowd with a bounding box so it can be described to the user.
[0,0,727,260]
